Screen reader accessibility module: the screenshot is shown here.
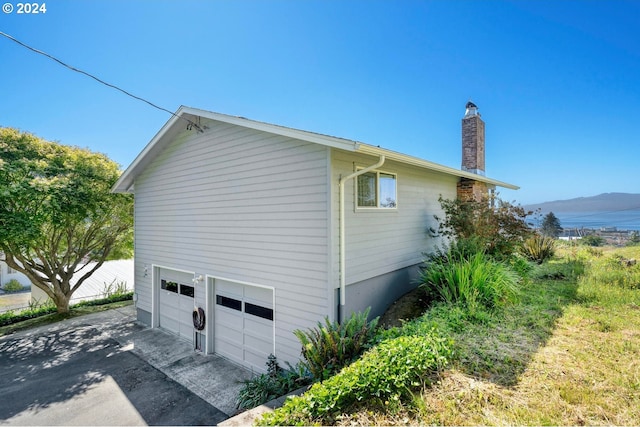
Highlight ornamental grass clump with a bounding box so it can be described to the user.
[521,234,556,264]
[420,249,520,312]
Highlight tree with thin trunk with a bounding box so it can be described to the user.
[0,127,133,313]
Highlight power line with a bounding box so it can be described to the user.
[0,31,203,133]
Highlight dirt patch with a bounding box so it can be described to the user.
[378,286,431,329]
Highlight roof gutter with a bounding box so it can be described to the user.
[338,155,385,321]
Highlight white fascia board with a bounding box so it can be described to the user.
[355,143,519,190]
[112,109,186,193]
[180,107,361,151]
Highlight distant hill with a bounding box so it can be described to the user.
[525,193,640,213]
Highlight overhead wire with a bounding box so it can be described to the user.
[0,30,203,133]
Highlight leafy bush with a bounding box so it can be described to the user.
[581,235,606,247]
[257,331,453,426]
[521,234,556,264]
[419,250,520,312]
[432,195,534,259]
[236,355,312,410]
[294,308,379,381]
[2,279,24,292]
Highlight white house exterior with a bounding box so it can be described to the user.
[113,104,517,371]
[30,259,134,305]
[0,260,31,289]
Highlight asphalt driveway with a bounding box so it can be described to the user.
[0,306,250,426]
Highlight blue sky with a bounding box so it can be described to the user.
[1,0,638,205]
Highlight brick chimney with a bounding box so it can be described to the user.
[461,101,485,175]
[458,101,488,201]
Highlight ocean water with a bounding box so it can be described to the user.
[539,210,640,231]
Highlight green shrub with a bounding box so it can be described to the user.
[432,195,534,259]
[73,291,133,307]
[420,250,520,312]
[521,234,556,264]
[581,235,606,247]
[294,308,378,381]
[236,355,312,410]
[2,279,24,292]
[0,293,133,327]
[257,331,453,426]
[0,301,57,326]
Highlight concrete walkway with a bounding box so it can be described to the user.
[105,305,253,416]
[0,304,253,425]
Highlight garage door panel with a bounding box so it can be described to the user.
[214,282,274,372]
[160,317,179,335]
[244,334,273,355]
[244,349,270,371]
[244,317,272,336]
[216,325,243,346]
[244,286,272,305]
[216,280,243,297]
[158,273,195,344]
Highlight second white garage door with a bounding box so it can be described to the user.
[214,280,274,372]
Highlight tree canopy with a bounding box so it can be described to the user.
[541,212,563,238]
[0,127,133,313]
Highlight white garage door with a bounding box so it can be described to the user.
[214,280,274,372]
[159,279,195,343]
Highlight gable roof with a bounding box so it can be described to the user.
[112,106,518,193]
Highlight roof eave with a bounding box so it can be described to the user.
[112,106,361,194]
[355,143,519,190]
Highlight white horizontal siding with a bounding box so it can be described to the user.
[133,119,330,365]
[331,149,457,287]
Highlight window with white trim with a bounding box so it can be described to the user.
[356,170,397,208]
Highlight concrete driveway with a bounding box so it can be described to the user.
[0,305,252,426]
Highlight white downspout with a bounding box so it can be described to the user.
[338,155,385,320]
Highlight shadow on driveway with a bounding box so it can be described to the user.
[0,322,228,425]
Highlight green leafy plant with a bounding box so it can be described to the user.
[235,354,311,410]
[432,195,534,259]
[2,279,24,292]
[420,249,520,312]
[294,308,379,381]
[257,331,453,426]
[0,300,57,326]
[521,234,556,264]
[0,293,132,327]
[581,235,606,247]
[0,127,133,314]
